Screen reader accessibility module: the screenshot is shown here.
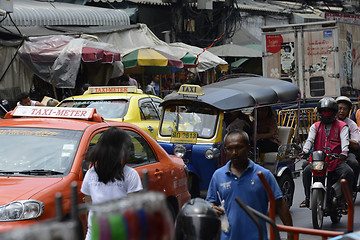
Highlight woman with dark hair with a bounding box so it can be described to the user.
[253,106,280,153]
[81,127,143,240]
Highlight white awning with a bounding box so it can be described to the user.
[0,0,130,26]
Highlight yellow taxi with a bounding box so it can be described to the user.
[0,106,190,234]
[57,86,162,139]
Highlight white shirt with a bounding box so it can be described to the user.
[343,117,360,147]
[17,100,37,106]
[81,165,143,240]
[81,165,142,203]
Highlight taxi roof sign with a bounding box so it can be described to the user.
[178,84,204,96]
[88,86,139,94]
[12,106,96,120]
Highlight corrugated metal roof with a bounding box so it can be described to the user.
[235,3,287,13]
[87,0,170,6]
[0,0,130,27]
[235,0,289,13]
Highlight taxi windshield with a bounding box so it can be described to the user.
[160,104,219,138]
[0,128,82,175]
[58,99,128,118]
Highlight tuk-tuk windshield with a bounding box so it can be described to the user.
[160,104,219,138]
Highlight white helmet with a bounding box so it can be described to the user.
[336,96,352,110]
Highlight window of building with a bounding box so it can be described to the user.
[310,76,325,97]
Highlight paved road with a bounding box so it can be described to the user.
[273,171,360,240]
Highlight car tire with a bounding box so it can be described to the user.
[166,199,177,222]
[188,173,200,198]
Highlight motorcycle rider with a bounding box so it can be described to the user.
[299,97,354,210]
[336,96,360,192]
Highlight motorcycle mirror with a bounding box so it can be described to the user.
[278,144,290,158]
[1,99,8,106]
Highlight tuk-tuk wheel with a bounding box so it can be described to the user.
[277,174,294,208]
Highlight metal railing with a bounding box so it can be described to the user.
[278,108,316,147]
[277,103,359,148]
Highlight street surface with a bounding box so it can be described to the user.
[273,169,360,240]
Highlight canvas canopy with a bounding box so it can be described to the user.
[162,76,300,111]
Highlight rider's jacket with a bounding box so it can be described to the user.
[314,120,347,171]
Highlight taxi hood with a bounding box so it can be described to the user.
[0,177,62,206]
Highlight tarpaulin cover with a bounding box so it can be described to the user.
[162,76,300,111]
[18,35,123,88]
[155,42,228,72]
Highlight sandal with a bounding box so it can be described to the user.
[299,199,309,208]
[339,202,348,215]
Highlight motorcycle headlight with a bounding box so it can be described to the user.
[205,148,220,159]
[311,161,324,170]
[174,144,187,158]
[0,200,44,221]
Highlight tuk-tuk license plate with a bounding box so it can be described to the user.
[170,131,197,144]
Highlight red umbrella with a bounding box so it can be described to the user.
[81,47,121,63]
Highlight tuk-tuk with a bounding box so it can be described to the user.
[156,76,301,207]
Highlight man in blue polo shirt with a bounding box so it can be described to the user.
[206,129,293,240]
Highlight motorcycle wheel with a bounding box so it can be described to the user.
[311,189,324,229]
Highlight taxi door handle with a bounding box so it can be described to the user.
[154,169,163,178]
[147,126,154,133]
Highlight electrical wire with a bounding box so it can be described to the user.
[8,13,22,36]
[172,0,241,47]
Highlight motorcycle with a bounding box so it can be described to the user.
[307,148,345,229]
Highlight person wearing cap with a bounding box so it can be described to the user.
[336,96,360,192]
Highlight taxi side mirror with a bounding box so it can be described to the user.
[81,159,90,177]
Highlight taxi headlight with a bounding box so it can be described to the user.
[205,148,220,159]
[0,200,44,221]
[311,161,324,171]
[174,144,187,158]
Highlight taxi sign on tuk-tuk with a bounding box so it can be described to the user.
[170,131,198,144]
[87,86,141,94]
[12,106,96,119]
[178,84,204,96]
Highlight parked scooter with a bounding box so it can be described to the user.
[307,148,345,229]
